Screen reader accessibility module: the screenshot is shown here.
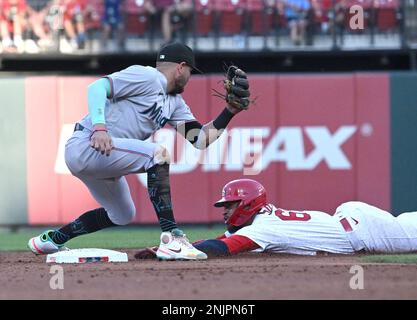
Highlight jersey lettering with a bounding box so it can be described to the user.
[141,102,169,128]
[275,208,311,221]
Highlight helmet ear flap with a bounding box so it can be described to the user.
[246,199,258,210]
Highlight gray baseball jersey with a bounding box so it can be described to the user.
[79,65,196,139]
[65,65,196,225]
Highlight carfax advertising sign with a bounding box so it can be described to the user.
[22,73,390,224]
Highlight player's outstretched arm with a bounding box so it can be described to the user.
[134,235,259,259]
[175,115,232,150]
[134,239,232,259]
[176,66,252,150]
[176,104,246,150]
[194,235,260,258]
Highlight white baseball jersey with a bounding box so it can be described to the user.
[230,204,355,255]
[224,202,417,255]
[79,65,196,140]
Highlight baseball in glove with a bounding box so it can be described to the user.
[213,65,252,111]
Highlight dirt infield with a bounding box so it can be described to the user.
[1,250,417,300]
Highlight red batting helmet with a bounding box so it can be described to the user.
[214,179,267,226]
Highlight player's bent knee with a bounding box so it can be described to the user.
[108,205,136,226]
[65,150,84,175]
[153,145,171,165]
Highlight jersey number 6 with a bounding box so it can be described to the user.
[275,209,311,221]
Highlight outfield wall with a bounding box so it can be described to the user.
[1,72,415,225]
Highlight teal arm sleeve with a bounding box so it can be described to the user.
[88,78,111,126]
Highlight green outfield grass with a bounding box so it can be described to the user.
[360,254,417,264]
[4,227,417,264]
[0,225,225,251]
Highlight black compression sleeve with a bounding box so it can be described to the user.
[213,108,235,130]
[178,110,234,146]
[180,120,203,145]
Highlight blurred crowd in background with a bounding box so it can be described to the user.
[0,0,405,54]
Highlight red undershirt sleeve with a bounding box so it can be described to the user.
[220,235,260,254]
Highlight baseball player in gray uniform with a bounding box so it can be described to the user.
[28,42,251,260]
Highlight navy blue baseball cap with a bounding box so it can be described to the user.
[157,42,203,74]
